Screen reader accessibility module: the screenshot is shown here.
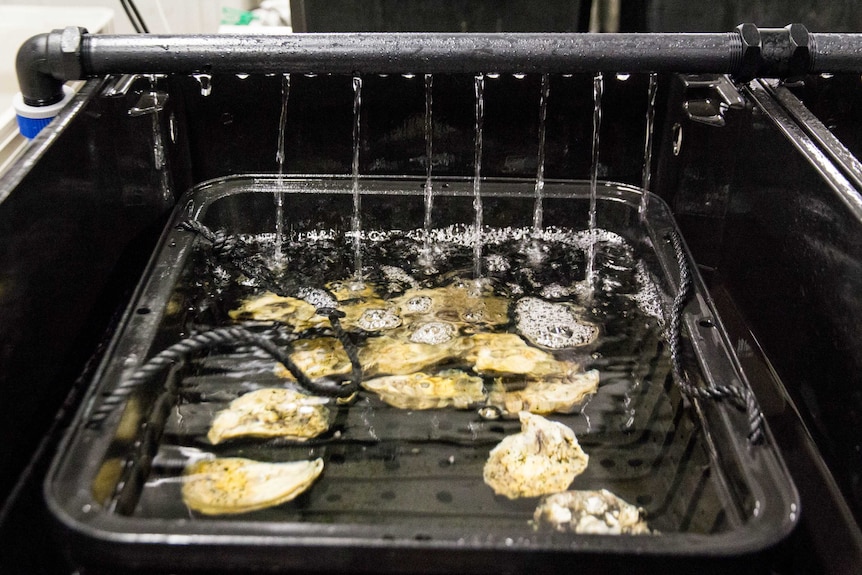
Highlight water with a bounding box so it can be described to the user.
[532,74,551,233]
[115,72,729,533]
[472,74,485,278]
[129,76,171,202]
[274,73,291,264]
[192,73,212,97]
[639,73,658,220]
[585,73,604,291]
[133,206,722,534]
[351,76,363,280]
[423,74,434,235]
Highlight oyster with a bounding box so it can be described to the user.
[274,337,353,381]
[488,370,600,415]
[228,292,327,332]
[182,457,323,515]
[359,335,465,376]
[483,412,588,499]
[207,388,330,445]
[362,369,485,410]
[390,284,509,328]
[466,333,581,379]
[533,489,651,534]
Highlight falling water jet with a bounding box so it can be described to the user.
[639,72,658,221]
[423,74,434,233]
[585,72,603,294]
[472,74,485,279]
[351,75,363,281]
[274,73,290,265]
[419,73,435,269]
[532,73,550,235]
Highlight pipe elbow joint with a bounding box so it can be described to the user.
[16,26,87,107]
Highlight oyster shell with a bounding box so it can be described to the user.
[533,489,652,534]
[390,284,509,328]
[466,333,581,378]
[362,369,485,410]
[274,337,353,381]
[488,370,600,414]
[182,457,323,515]
[228,292,327,332]
[483,412,588,499]
[360,335,465,375]
[207,388,330,445]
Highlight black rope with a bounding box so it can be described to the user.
[666,230,765,445]
[180,220,284,294]
[87,320,363,429]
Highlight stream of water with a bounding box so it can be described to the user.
[639,72,658,220]
[472,74,486,279]
[352,75,363,280]
[532,73,550,233]
[274,73,291,264]
[585,73,604,292]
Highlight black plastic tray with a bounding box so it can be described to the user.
[45,176,798,574]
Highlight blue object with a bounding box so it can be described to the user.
[15,115,53,139]
[13,85,75,139]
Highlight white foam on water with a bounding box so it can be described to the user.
[296,287,337,310]
[356,308,402,331]
[381,265,419,289]
[485,254,510,273]
[514,296,598,349]
[404,295,433,313]
[410,321,456,345]
[630,260,666,324]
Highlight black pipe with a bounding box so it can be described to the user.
[16,27,86,106]
[16,24,862,107]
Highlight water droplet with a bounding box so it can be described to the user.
[192,73,212,96]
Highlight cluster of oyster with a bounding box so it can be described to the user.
[181,276,649,534]
[231,280,600,415]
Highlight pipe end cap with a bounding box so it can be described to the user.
[13,85,74,138]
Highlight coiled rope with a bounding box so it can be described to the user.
[85,220,366,429]
[180,219,283,294]
[666,230,764,445]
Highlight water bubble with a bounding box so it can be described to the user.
[514,297,598,349]
[404,295,433,313]
[615,73,631,81]
[485,254,510,273]
[540,283,572,299]
[356,308,402,331]
[486,73,501,79]
[381,265,419,289]
[297,287,337,310]
[410,322,455,345]
[236,73,250,80]
[512,73,527,80]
